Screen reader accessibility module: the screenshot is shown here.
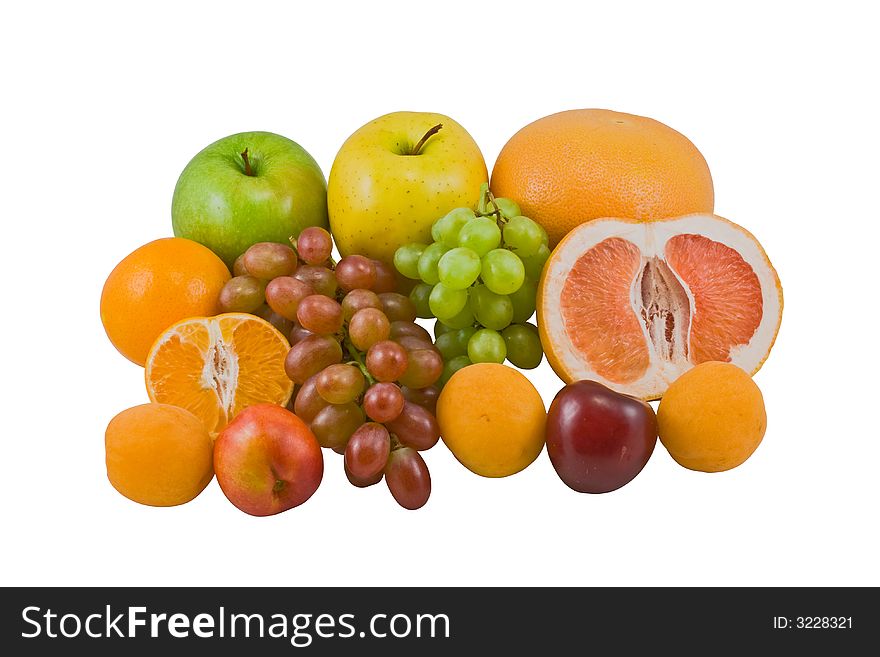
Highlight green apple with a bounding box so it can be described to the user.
[172,131,328,267]
[328,112,488,264]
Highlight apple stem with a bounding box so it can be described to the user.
[410,123,443,156]
[240,148,254,176]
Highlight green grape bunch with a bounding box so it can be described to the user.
[393,183,549,377]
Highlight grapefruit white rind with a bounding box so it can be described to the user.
[538,213,783,400]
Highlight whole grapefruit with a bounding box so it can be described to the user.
[490,109,715,246]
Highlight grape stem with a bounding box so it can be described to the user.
[477,184,508,225]
[240,148,254,176]
[343,338,376,386]
[409,123,443,156]
[478,182,489,214]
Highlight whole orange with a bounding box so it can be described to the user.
[490,109,715,246]
[105,403,214,506]
[657,361,767,472]
[100,237,230,366]
[437,363,546,478]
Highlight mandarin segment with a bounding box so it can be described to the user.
[146,329,226,434]
[232,318,296,411]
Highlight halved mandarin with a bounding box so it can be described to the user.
[538,214,783,400]
[145,313,293,434]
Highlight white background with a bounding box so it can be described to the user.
[2,1,877,587]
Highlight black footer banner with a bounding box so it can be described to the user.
[1,587,873,654]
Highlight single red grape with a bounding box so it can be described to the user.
[243,242,298,279]
[341,289,381,321]
[336,255,376,292]
[284,334,343,384]
[366,340,409,382]
[363,382,405,423]
[297,295,343,335]
[400,385,440,415]
[386,401,440,450]
[316,363,365,404]
[385,447,431,510]
[349,307,391,351]
[398,348,443,389]
[296,227,333,265]
[371,260,397,294]
[293,265,338,298]
[344,422,392,480]
[378,293,417,323]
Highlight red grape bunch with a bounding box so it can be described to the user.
[216,227,443,510]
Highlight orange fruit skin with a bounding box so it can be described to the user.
[657,362,766,472]
[100,237,231,366]
[490,109,715,246]
[436,363,546,478]
[105,403,214,507]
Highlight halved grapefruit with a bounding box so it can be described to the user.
[537,214,782,399]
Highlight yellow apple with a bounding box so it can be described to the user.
[328,111,488,264]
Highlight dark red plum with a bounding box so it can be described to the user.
[546,381,657,493]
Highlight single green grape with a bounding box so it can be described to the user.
[434,319,454,339]
[435,326,476,360]
[417,242,451,285]
[434,332,461,361]
[536,222,549,246]
[434,207,476,246]
[493,197,521,219]
[394,243,427,280]
[481,249,525,295]
[502,323,543,369]
[429,282,468,320]
[522,243,551,280]
[409,283,434,318]
[454,326,477,355]
[439,302,476,330]
[469,284,513,331]
[458,216,501,256]
[439,355,472,387]
[503,216,544,258]
[467,329,507,364]
[431,215,450,244]
[438,247,481,290]
[508,278,537,323]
